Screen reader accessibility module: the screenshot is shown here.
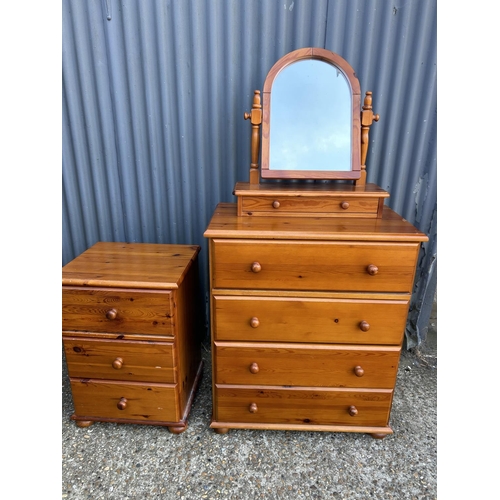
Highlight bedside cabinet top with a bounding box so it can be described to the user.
[62,242,200,290]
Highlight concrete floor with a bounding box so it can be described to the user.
[62,304,437,499]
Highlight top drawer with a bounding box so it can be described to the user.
[62,287,174,336]
[239,196,380,218]
[211,239,420,293]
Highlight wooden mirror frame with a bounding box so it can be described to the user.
[260,48,361,180]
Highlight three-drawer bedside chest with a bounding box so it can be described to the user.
[62,242,203,433]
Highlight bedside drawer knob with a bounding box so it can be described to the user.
[117,397,128,410]
[272,200,280,209]
[348,405,358,417]
[250,317,260,328]
[112,357,124,369]
[249,403,258,413]
[366,264,379,275]
[251,262,262,273]
[354,365,365,377]
[249,362,260,374]
[359,321,370,332]
[106,308,118,320]
[341,201,349,210]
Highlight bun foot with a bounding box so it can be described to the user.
[370,432,388,440]
[214,427,229,434]
[75,420,93,428]
[168,425,187,434]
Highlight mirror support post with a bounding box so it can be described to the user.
[358,91,379,187]
[244,90,262,185]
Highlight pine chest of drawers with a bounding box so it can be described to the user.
[62,242,203,434]
[204,203,428,438]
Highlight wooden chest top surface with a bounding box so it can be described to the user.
[204,203,428,242]
[62,242,200,290]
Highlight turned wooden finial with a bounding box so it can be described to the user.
[244,90,262,185]
[357,91,379,187]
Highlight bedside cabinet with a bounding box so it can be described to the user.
[204,203,427,438]
[62,242,203,434]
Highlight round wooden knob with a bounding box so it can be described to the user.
[249,362,259,374]
[359,321,370,332]
[272,200,280,209]
[250,317,260,328]
[244,112,251,120]
[354,366,365,377]
[340,201,349,210]
[366,264,379,275]
[251,262,262,273]
[249,403,258,413]
[348,405,358,417]
[112,357,124,369]
[117,397,128,410]
[106,308,117,320]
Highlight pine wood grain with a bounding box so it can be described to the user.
[210,421,392,435]
[205,196,427,435]
[173,253,204,413]
[213,294,409,345]
[62,242,200,289]
[204,203,428,242]
[214,342,400,389]
[211,239,420,293]
[240,196,380,217]
[62,287,174,336]
[69,379,180,422]
[62,242,203,431]
[214,385,392,427]
[63,337,176,383]
[234,182,389,197]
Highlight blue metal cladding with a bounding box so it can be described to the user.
[62,0,437,346]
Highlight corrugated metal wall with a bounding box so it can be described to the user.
[62,0,437,347]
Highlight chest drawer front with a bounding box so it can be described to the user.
[70,379,179,422]
[212,240,419,293]
[63,337,176,383]
[62,288,174,335]
[240,196,379,217]
[215,343,400,389]
[214,295,409,345]
[215,386,392,427]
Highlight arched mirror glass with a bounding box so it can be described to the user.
[260,48,361,180]
[269,59,351,172]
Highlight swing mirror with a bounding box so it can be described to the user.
[260,48,361,180]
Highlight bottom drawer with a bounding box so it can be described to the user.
[215,386,393,427]
[70,379,179,423]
